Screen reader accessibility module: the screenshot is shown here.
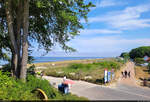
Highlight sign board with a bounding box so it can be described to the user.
[111,69,115,80]
[107,71,111,82]
[104,69,108,83]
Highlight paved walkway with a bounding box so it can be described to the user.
[43,62,150,100]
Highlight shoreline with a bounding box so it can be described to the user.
[32,57,108,63]
[28,58,115,68]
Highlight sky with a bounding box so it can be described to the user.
[31,0,150,57]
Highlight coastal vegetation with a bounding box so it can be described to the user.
[135,66,150,87]
[42,58,123,84]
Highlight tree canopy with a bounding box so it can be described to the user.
[120,52,129,59]
[0,0,94,80]
[129,46,150,59]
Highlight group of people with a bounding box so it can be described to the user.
[121,70,130,78]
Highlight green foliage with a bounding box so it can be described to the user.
[0,71,37,100]
[0,71,87,100]
[0,71,13,87]
[1,63,11,73]
[27,0,95,53]
[45,60,122,84]
[28,50,34,64]
[134,58,145,64]
[26,75,56,98]
[0,0,94,80]
[129,46,150,59]
[120,52,130,59]
[27,64,36,75]
[92,61,120,70]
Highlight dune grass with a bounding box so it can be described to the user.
[135,66,150,82]
[43,59,123,85]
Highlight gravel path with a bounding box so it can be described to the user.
[43,61,150,100]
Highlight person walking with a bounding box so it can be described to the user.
[121,71,124,78]
[124,70,127,78]
[128,71,130,78]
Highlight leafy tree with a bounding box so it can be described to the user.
[0,0,94,81]
[129,46,150,59]
[120,52,130,59]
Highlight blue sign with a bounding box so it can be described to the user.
[107,71,111,82]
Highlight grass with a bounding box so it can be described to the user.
[135,66,150,80]
[42,59,123,85]
[135,65,150,86]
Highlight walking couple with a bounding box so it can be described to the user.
[121,70,130,78]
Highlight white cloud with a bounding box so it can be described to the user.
[67,36,150,56]
[80,29,122,35]
[91,0,127,9]
[86,4,150,30]
[31,36,150,57]
[99,0,120,7]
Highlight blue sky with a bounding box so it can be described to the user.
[31,0,150,57]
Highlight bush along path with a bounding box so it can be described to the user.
[43,62,150,100]
[0,72,88,101]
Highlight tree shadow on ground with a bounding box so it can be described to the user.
[143,69,149,72]
[143,69,150,74]
[95,78,104,84]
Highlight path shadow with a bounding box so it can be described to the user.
[95,78,104,84]
[139,77,149,81]
[143,69,149,72]
[143,69,150,74]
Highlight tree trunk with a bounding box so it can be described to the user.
[5,0,18,77]
[16,0,23,78]
[20,0,29,81]
[11,51,17,77]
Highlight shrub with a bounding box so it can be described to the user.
[27,64,36,75]
[69,64,83,69]
[0,71,87,100]
[134,58,145,64]
[0,71,38,100]
[26,75,56,98]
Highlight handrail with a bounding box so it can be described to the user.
[33,88,48,100]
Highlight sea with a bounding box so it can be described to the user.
[0,57,104,66]
[33,57,103,63]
